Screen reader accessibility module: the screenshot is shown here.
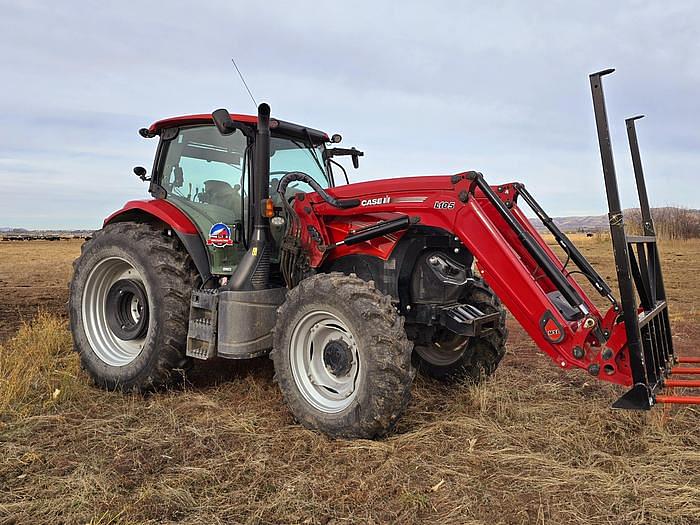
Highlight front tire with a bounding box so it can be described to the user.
[412,278,508,382]
[271,273,414,438]
[69,222,197,391]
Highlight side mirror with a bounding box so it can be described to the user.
[133,166,149,181]
[212,108,237,135]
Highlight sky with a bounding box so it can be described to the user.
[0,1,698,229]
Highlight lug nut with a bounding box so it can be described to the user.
[572,347,585,359]
[588,364,600,376]
[602,348,613,360]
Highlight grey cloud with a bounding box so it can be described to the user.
[0,0,698,228]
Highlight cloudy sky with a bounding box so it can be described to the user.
[1,1,698,229]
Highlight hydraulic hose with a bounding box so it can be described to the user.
[277,171,359,209]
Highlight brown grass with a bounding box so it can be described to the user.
[0,238,699,524]
[0,239,78,341]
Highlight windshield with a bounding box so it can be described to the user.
[269,136,331,200]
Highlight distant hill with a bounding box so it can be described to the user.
[0,228,92,241]
[532,207,700,233]
[537,214,609,232]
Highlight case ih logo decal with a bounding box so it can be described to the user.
[207,223,234,248]
[361,196,391,206]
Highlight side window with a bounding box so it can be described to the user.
[160,126,248,219]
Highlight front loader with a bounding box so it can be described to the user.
[69,69,698,439]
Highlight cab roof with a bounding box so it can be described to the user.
[147,113,329,143]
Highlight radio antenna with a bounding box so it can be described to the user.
[231,57,258,108]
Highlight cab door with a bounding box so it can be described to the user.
[158,125,249,275]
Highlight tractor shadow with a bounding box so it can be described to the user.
[184,356,275,389]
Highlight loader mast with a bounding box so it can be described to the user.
[589,69,683,408]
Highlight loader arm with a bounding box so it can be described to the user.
[300,174,633,388]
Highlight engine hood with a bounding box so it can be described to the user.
[327,175,459,200]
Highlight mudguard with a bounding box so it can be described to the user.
[104,199,211,283]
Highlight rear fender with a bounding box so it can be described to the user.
[104,199,212,283]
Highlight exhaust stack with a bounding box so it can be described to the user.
[228,102,272,291]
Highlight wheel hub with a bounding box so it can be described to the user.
[289,310,360,413]
[323,339,353,376]
[105,278,149,341]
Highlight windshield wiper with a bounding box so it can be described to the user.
[290,133,327,180]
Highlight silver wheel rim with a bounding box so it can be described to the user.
[416,338,468,366]
[82,257,148,366]
[289,310,360,413]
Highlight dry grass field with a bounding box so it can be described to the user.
[0,236,698,524]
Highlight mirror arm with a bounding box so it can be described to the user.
[325,147,364,169]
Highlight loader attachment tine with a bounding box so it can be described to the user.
[678,357,700,364]
[671,367,700,375]
[665,379,700,388]
[655,395,700,405]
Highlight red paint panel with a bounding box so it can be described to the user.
[103,199,199,235]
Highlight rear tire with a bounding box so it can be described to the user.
[412,278,508,382]
[271,273,414,438]
[69,222,198,392]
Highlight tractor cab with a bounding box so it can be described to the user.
[142,114,337,275]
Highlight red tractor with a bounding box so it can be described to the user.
[69,69,699,438]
